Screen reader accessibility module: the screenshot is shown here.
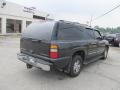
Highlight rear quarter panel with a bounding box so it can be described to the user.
[52,40,88,62]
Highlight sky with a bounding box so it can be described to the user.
[6,0,120,28]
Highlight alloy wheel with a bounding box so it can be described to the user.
[73,59,81,74]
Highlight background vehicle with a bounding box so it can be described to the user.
[104,33,120,47]
[17,20,109,77]
[114,33,120,47]
[104,34,115,44]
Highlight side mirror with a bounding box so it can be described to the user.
[96,37,103,40]
[101,36,104,39]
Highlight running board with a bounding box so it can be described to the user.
[83,56,103,65]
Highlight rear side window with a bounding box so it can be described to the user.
[57,27,85,40]
[22,21,55,40]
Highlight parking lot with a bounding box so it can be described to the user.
[0,37,120,90]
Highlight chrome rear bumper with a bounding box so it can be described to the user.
[17,53,52,71]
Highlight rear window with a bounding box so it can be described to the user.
[22,21,55,40]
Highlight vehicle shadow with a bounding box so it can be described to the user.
[24,60,102,81]
[26,67,71,81]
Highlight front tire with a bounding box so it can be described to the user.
[69,55,83,77]
[102,47,108,60]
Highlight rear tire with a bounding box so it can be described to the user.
[69,55,83,77]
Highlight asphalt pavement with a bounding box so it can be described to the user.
[0,37,120,90]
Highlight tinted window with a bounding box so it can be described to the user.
[58,27,85,40]
[22,21,55,40]
[94,30,101,39]
[85,29,95,40]
[59,22,73,29]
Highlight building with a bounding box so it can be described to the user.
[0,0,54,35]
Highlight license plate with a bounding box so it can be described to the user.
[28,56,36,63]
[17,53,50,71]
[36,63,50,71]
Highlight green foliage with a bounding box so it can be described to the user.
[94,26,120,34]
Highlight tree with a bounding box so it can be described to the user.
[94,26,120,34]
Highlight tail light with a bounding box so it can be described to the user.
[49,44,58,59]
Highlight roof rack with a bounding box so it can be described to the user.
[59,20,81,25]
[59,20,92,28]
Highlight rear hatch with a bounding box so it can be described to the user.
[20,21,56,58]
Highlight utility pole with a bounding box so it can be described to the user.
[90,16,93,27]
[45,14,50,20]
[86,16,93,27]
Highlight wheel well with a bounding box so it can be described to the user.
[106,45,109,50]
[72,51,85,61]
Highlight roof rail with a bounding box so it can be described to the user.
[59,20,92,28]
[59,20,81,25]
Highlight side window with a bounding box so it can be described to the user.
[57,27,85,40]
[94,30,101,39]
[85,29,95,40]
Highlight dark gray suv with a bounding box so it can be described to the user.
[17,20,109,77]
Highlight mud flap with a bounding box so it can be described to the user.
[26,64,33,69]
